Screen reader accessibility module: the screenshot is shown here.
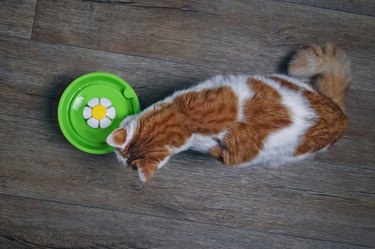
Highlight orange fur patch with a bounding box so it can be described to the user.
[174,86,238,134]
[210,78,292,165]
[296,91,348,155]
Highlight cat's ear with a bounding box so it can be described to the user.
[106,128,127,148]
[136,159,158,183]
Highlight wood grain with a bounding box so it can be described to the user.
[32,0,375,92]
[0,0,37,38]
[273,0,375,16]
[2,194,371,249]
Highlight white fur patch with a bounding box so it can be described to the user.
[190,134,218,152]
[190,130,228,152]
[138,168,147,183]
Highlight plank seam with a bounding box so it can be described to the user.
[30,0,39,39]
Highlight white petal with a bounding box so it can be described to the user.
[106,107,116,119]
[83,107,92,119]
[87,98,99,107]
[87,118,99,128]
[100,117,112,129]
[100,98,112,108]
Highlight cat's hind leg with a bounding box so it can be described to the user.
[207,124,262,166]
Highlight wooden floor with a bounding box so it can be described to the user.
[1,1,375,248]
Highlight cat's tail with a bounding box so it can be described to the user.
[288,43,351,110]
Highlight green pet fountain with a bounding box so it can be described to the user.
[58,72,140,154]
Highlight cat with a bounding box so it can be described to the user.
[107,43,351,182]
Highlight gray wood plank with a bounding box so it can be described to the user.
[1,114,374,247]
[0,35,219,108]
[32,0,375,92]
[273,0,375,16]
[1,194,370,249]
[0,0,37,38]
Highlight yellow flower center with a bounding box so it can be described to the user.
[92,105,106,120]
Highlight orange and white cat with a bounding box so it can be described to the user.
[107,43,350,182]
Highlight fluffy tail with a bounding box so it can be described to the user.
[288,43,351,110]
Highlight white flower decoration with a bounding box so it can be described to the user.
[83,97,116,129]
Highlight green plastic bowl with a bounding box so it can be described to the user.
[58,72,140,154]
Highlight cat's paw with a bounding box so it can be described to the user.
[136,159,158,183]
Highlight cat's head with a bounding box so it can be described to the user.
[106,115,171,182]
